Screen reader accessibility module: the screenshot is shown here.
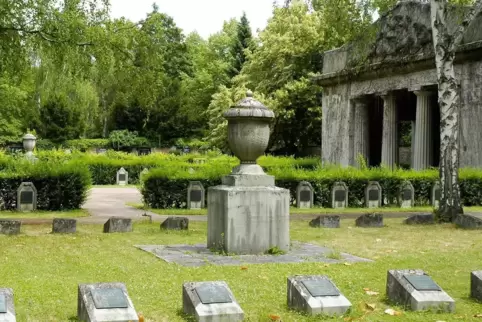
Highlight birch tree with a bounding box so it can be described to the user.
[431,0,482,222]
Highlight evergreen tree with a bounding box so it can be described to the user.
[230,12,253,78]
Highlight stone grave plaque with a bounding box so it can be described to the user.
[195,284,232,304]
[368,190,379,201]
[387,269,455,312]
[300,190,311,202]
[301,279,340,297]
[470,271,482,301]
[404,275,441,291]
[331,182,348,209]
[287,276,351,316]
[399,181,414,208]
[91,288,128,309]
[116,167,128,186]
[187,181,204,209]
[455,213,482,229]
[16,182,37,212]
[365,181,382,208]
[183,281,244,321]
[118,173,126,182]
[0,294,6,313]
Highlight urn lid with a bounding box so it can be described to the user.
[23,133,36,140]
[224,90,275,119]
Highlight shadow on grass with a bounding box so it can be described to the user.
[177,308,196,322]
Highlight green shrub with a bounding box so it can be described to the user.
[0,159,91,210]
[141,165,482,209]
[64,139,109,150]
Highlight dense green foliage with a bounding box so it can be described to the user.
[0,157,91,210]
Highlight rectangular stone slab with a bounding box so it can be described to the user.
[91,288,128,309]
[302,279,340,297]
[20,191,33,204]
[404,274,441,291]
[195,284,232,304]
[118,174,126,182]
[190,190,202,202]
[334,190,346,202]
[300,190,311,202]
[402,189,412,201]
[368,189,379,201]
[0,294,6,313]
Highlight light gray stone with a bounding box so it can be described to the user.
[432,181,441,208]
[287,275,351,316]
[116,167,128,186]
[355,213,383,228]
[16,182,37,212]
[182,281,244,322]
[309,216,340,228]
[365,181,382,208]
[399,181,414,209]
[296,181,314,209]
[471,271,482,301]
[187,181,205,210]
[52,218,77,234]
[77,282,138,322]
[0,220,21,235]
[161,217,188,230]
[207,185,290,255]
[0,288,16,322]
[386,269,455,312]
[331,182,348,209]
[454,213,482,229]
[103,217,132,233]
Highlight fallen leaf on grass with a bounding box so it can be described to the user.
[365,290,379,296]
[364,303,376,311]
[240,266,248,270]
[384,308,402,316]
[474,314,482,318]
[269,314,281,321]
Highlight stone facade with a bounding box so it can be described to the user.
[315,1,482,169]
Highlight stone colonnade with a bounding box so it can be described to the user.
[352,90,434,170]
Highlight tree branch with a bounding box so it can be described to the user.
[450,0,482,51]
[0,26,94,46]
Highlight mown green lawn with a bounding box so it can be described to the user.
[0,209,89,219]
[1,219,481,321]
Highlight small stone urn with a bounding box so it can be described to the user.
[224,90,274,175]
[23,133,37,157]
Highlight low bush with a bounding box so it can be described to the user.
[141,166,482,209]
[0,158,91,210]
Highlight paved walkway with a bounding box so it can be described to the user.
[18,187,438,225]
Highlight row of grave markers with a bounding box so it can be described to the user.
[2,270,482,321]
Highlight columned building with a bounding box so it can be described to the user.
[314,1,482,169]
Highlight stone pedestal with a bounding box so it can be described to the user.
[52,218,77,234]
[381,94,398,169]
[0,220,21,235]
[0,288,16,322]
[353,97,370,166]
[103,218,132,233]
[207,165,290,255]
[413,91,433,170]
[471,271,482,301]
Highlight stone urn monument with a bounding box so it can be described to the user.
[207,90,290,255]
[23,133,37,160]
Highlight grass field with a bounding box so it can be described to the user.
[0,209,89,219]
[1,219,482,321]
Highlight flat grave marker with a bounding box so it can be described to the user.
[365,181,382,208]
[287,275,351,316]
[52,218,77,234]
[183,281,244,321]
[309,215,340,228]
[103,217,132,233]
[17,182,37,212]
[386,269,455,312]
[404,213,434,225]
[77,283,138,322]
[454,213,482,229]
[0,220,21,236]
[471,271,482,302]
[331,182,348,209]
[355,213,383,228]
[296,181,314,209]
[187,181,205,210]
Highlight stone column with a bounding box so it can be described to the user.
[413,90,433,170]
[381,93,398,169]
[352,97,370,167]
[410,121,416,167]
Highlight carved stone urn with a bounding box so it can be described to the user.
[224,90,274,175]
[23,133,37,157]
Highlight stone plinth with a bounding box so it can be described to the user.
[470,271,482,301]
[207,176,290,254]
[182,281,244,322]
[103,217,132,233]
[454,213,482,229]
[77,283,138,322]
[404,213,434,225]
[355,213,383,227]
[386,269,455,312]
[0,220,21,235]
[161,217,189,230]
[309,216,340,228]
[0,288,16,322]
[52,218,77,234]
[287,275,351,316]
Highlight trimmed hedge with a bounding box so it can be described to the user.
[0,159,91,211]
[141,166,482,209]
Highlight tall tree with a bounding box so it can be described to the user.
[229,12,253,78]
[430,0,482,222]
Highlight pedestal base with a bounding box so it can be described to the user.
[207,184,290,255]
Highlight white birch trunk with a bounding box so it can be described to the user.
[430,0,482,222]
